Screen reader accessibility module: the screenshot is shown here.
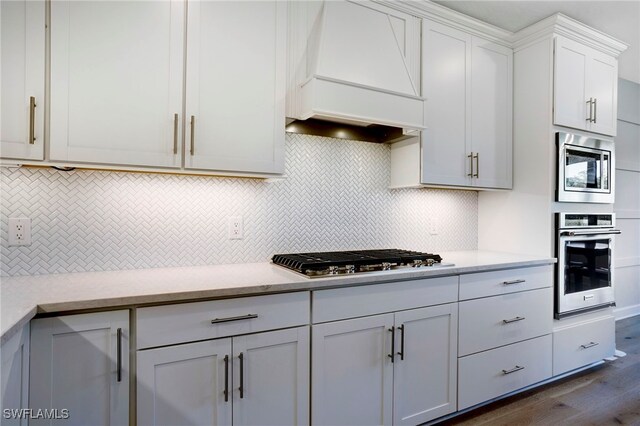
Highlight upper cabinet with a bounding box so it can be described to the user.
[0,0,45,160]
[554,36,618,136]
[391,18,513,190]
[44,0,286,176]
[185,1,285,174]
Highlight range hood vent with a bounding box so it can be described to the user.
[287,1,426,141]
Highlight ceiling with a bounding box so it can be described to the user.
[433,1,640,84]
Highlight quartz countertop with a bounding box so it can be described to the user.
[0,250,555,343]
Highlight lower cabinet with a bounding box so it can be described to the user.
[29,310,129,425]
[137,326,309,426]
[312,303,458,426]
[1,325,30,426]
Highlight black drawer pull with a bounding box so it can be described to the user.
[210,314,258,324]
[502,365,525,375]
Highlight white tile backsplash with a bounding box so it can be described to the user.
[0,133,477,276]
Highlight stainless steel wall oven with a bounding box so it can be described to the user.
[556,213,620,319]
[557,132,615,204]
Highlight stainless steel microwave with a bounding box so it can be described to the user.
[556,132,615,204]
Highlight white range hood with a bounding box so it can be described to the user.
[287,1,426,142]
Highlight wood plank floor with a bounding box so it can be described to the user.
[443,316,640,426]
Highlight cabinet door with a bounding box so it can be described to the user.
[393,304,458,425]
[137,338,232,426]
[554,36,589,132]
[49,0,184,168]
[312,314,394,426]
[232,327,309,426]
[1,325,29,426]
[0,0,45,160]
[185,1,285,174]
[29,311,129,426]
[586,52,618,136]
[421,20,472,187]
[471,37,513,189]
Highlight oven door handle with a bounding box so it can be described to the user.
[561,229,621,237]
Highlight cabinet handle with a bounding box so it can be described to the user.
[473,152,479,178]
[238,352,244,399]
[173,113,178,154]
[586,98,593,122]
[502,365,525,375]
[29,96,36,144]
[397,325,405,361]
[467,153,474,177]
[223,355,229,402]
[502,316,526,324]
[580,341,599,350]
[190,115,195,155]
[593,98,597,123]
[502,279,525,286]
[210,314,258,324]
[116,328,122,382]
[388,327,395,363]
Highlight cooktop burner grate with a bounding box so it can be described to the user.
[272,249,444,277]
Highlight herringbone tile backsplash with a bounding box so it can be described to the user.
[0,134,477,276]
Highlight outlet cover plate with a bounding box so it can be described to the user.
[8,218,32,246]
[228,216,244,240]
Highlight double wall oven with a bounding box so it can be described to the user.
[555,213,620,319]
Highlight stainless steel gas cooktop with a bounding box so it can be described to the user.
[271,249,453,277]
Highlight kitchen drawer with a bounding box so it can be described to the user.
[459,288,553,356]
[312,276,458,323]
[458,335,552,410]
[553,315,615,376]
[137,292,310,349]
[459,265,552,300]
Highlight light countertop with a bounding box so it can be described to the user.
[0,250,555,343]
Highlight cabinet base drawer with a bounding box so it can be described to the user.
[553,315,615,376]
[459,266,552,300]
[458,335,552,410]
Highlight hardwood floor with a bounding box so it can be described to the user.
[444,316,640,426]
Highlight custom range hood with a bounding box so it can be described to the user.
[286,1,426,143]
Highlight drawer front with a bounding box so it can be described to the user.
[312,276,458,323]
[459,288,553,356]
[553,315,615,376]
[458,335,552,410]
[137,292,310,349]
[459,265,553,300]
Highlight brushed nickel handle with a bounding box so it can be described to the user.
[173,113,178,154]
[239,352,244,399]
[190,115,195,155]
[502,279,526,285]
[223,355,229,402]
[29,96,36,144]
[210,314,258,324]
[593,98,597,123]
[586,98,593,122]
[580,342,599,349]
[473,152,479,178]
[116,328,122,382]
[502,365,525,375]
[467,153,474,177]
[397,325,405,361]
[502,316,526,324]
[388,327,395,363]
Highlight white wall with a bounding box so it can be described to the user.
[614,78,640,319]
[0,133,478,276]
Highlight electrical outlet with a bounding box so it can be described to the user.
[428,217,438,235]
[8,218,32,246]
[228,216,244,240]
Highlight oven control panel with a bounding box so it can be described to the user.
[560,213,614,229]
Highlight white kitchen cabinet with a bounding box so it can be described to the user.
[137,327,309,426]
[1,326,30,426]
[29,311,129,426]
[185,1,285,174]
[49,0,185,168]
[391,19,512,190]
[312,303,458,426]
[554,36,618,136]
[0,0,45,160]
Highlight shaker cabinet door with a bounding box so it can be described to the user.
[49,0,184,168]
[0,0,45,160]
[184,1,285,174]
[586,52,618,136]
